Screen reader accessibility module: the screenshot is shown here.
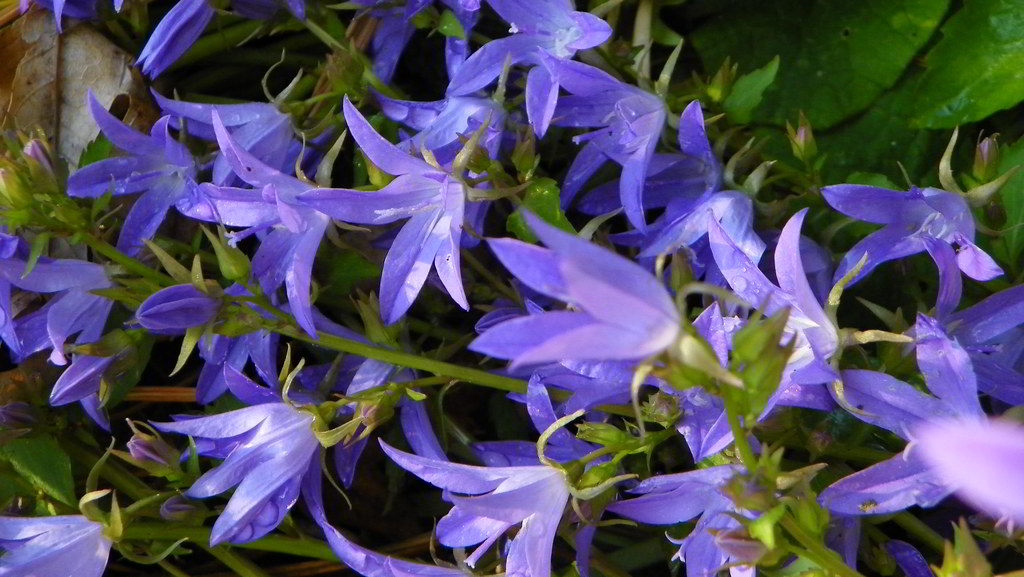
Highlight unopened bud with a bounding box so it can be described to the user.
[972,134,1000,183]
[786,112,817,163]
[160,495,205,521]
[137,284,219,333]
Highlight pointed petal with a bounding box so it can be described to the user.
[343,97,433,176]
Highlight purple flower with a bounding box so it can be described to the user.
[24,0,106,32]
[470,211,680,368]
[136,284,219,332]
[607,465,746,577]
[916,418,1024,525]
[297,98,473,324]
[68,92,198,256]
[448,0,610,137]
[821,184,1002,286]
[136,0,215,78]
[375,92,506,165]
[886,541,933,577]
[154,401,321,545]
[182,111,333,337]
[380,440,571,576]
[819,314,984,516]
[553,60,666,230]
[196,329,279,404]
[152,91,301,186]
[942,284,1024,404]
[0,515,111,577]
[708,208,839,384]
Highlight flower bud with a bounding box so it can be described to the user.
[160,495,205,521]
[127,432,178,468]
[713,528,768,564]
[786,112,817,163]
[972,134,1000,183]
[137,284,219,333]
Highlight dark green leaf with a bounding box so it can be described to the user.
[507,178,575,242]
[913,0,1024,127]
[995,137,1024,271]
[723,56,779,124]
[691,0,949,129]
[77,134,114,168]
[0,435,76,506]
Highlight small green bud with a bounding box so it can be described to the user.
[201,226,251,282]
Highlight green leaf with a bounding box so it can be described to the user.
[437,9,466,39]
[507,178,575,242]
[77,134,114,168]
[995,137,1024,271]
[723,56,779,124]
[913,0,1024,127]
[691,0,949,129]
[0,435,76,506]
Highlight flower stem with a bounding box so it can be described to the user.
[202,544,273,577]
[726,405,757,471]
[892,512,946,553]
[82,233,171,286]
[174,21,266,70]
[782,517,866,577]
[278,324,527,393]
[122,524,339,562]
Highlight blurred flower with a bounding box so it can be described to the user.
[0,515,111,577]
[136,0,215,78]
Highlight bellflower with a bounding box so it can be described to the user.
[23,0,109,31]
[355,0,480,82]
[152,91,300,186]
[819,314,985,516]
[447,0,610,137]
[381,440,571,577]
[916,418,1024,525]
[375,92,506,165]
[0,515,112,577]
[821,184,1002,286]
[196,330,279,403]
[182,111,333,337]
[607,465,748,577]
[297,98,473,324]
[136,0,216,78]
[154,396,322,545]
[67,91,198,256]
[708,208,839,385]
[470,211,680,368]
[136,283,219,332]
[942,283,1024,404]
[553,60,667,230]
[0,241,116,424]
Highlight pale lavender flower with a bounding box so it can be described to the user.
[470,211,680,368]
[297,97,473,324]
[375,92,506,165]
[916,418,1024,525]
[67,91,198,256]
[447,0,610,136]
[0,515,111,577]
[553,60,666,230]
[380,440,570,576]
[822,184,1002,286]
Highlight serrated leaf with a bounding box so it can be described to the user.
[77,134,114,168]
[913,0,1024,127]
[0,435,75,506]
[692,0,949,129]
[507,178,575,242]
[724,56,779,124]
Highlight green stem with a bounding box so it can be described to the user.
[157,559,192,577]
[122,524,338,562]
[782,517,866,577]
[202,544,273,577]
[726,405,757,470]
[819,445,893,465]
[64,439,152,501]
[892,512,946,553]
[278,324,527,393]
[82,234,171,286]
[174,21,266,69]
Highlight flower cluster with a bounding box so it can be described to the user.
[2,1,1024,577]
